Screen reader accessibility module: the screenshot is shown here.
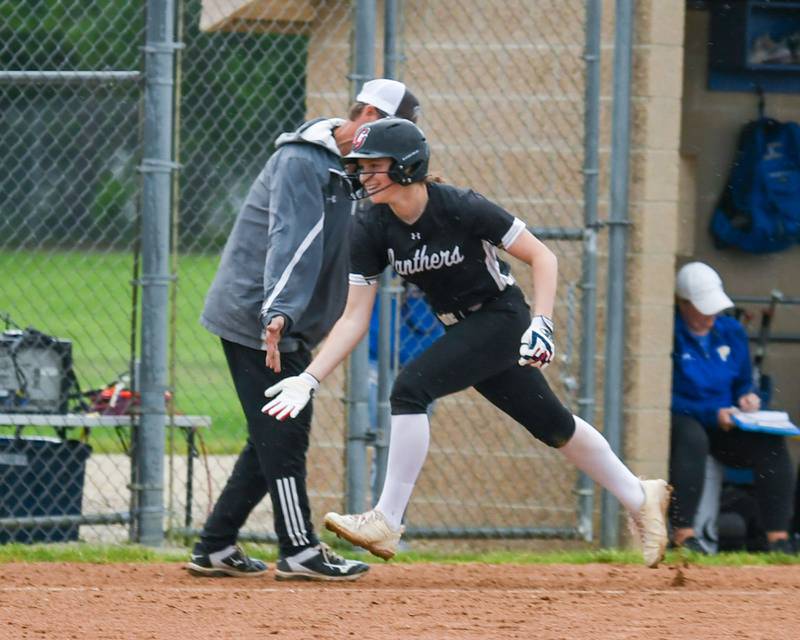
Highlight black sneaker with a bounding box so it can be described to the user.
[186,543,268,577]
[274,543,370,581]
[680,536,709,555]
[767,538,795,555]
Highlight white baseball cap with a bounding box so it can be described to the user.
[356,79,421,122]
[675,262,734,315]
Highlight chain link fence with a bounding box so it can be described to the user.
[1,1,146,542]
[1,0,602,548]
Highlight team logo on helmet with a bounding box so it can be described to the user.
[352,126,370,151]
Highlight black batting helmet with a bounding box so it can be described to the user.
[342,118,429,199]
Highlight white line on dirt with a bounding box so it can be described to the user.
[0,586,792,597]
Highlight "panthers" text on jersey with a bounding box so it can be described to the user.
[387,244,465,276]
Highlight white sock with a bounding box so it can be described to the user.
[375,413,430,530]
[559,415,645,513]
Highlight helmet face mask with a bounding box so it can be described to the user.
[339,165,390,201]
[341,118,429,201]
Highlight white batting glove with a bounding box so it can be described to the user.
[262,372,320,421]
[519,315,555,369]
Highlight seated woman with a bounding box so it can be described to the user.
[670,262,794,554]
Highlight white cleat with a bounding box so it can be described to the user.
[324,509,404,560]
[629,479,672,568]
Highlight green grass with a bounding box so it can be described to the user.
[0,542,191,563]
[388,548,800,565]
[0,542,797,565]
[1,250,245,454]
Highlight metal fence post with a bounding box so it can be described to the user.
[345,0,377,515]
[137,0,178,545]
[601,0,635,549]
[575,0,603,543]
[371,0,401,505]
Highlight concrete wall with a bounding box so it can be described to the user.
[680,8,800,421]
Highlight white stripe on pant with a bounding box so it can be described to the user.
[276,477,309,547]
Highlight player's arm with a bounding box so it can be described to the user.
[504,229,557,319]
[261,283,377,420]
[463,189,559,369]
[505,229,558,368]
[462,190,557,318]
[307,283,377,381]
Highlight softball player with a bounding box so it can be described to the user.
[263,118,670,567]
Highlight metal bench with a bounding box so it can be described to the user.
[0,412,210,537]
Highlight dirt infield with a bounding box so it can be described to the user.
[1,561,798,639]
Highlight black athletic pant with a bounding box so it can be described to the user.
[200,339,318,557]
[669,412,793,532]
[794,468,800,536]
[390,285,576,448]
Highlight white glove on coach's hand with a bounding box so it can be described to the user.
[519,315,555,369]
[262,372,320,421]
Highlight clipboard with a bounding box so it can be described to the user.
[731,410,800,437]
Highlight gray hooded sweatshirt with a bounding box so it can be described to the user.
[201,118,354,352]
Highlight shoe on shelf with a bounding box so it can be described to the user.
[274,542,369,581]
[185,543,268,578]
[679,536,709,555]
[628,479,672,568]
[767,538,795,555]
[324,509,404,560]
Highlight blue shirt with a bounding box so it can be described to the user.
[671,311,754,429]
[369,285,444,368]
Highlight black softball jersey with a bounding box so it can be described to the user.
[351,182,576,446]
[348,182,526,315]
